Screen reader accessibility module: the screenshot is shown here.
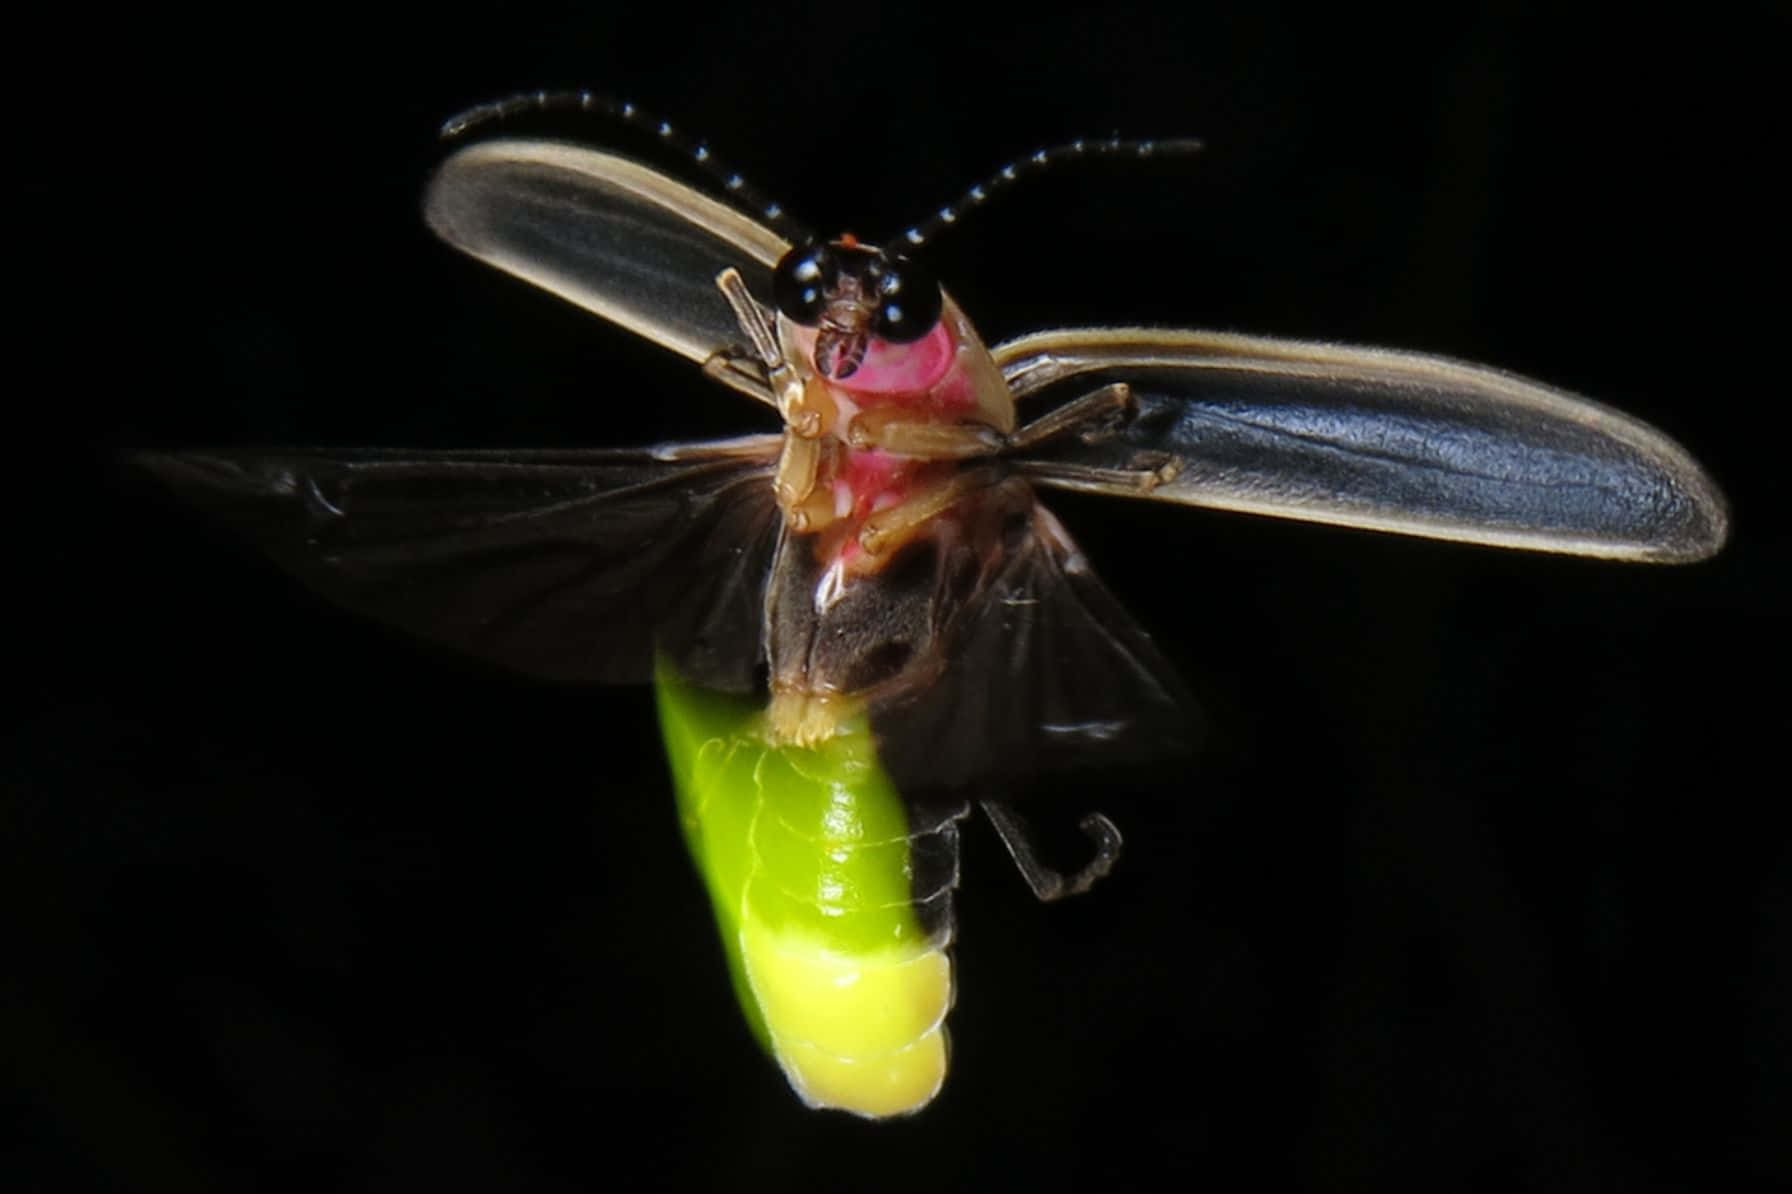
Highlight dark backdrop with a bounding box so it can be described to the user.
[13,3,1788,1190]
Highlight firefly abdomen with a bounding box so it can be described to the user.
[655,657,965,1117]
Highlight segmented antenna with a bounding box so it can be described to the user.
[897,136,1205,249]
[439,90,815,243]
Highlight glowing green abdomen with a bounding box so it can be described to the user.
[654,659,961,1117]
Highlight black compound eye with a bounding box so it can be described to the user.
[771,244,839,326]
[871,255,943,343]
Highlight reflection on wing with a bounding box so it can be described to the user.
[425,139,790,378]
[139,441,783,691]
[871,502,1196,795]
[998,328,1728,562]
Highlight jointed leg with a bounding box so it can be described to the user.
[716,267,782,369]
[981,800,1123,902]
[845,408,1007,458]
[700,348,777,407]
[716,267,827,430]
[840,382,1136,462]
[856,465,1005,560]
[1006,382,1136,453]
[1017,456,1184,492]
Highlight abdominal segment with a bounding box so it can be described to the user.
[655,657,966,1118]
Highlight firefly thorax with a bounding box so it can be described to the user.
[771,236,944,380]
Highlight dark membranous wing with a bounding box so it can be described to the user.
[998,328,1728,563]
[870,502,1196,795]
[138,441,783,690]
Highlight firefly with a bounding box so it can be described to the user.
[142,92,1728,1119]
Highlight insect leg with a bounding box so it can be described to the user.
[704,265,785,408]
[717,267,836,435]
[1005,382,1136,452]
[700,348,777,407]
[776,434,845,530]
[981,801,1123,903]
[1015,456,1184,492]
[856,464,1007,559]
[848,381,1138,460]
[716,268,783,368]
[844,410,1007,457]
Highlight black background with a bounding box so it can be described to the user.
[12,3,1789,1190]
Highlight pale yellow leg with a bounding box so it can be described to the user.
[774,434,822,512]
[699,349,776,407]
[1007,381,1135,451]
[774,436,848,532]
[715,267,783,367]
[855,466,1004,563]
[1018,455,1184,492]
[783,374,838,440]
[845,408,1006,458]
